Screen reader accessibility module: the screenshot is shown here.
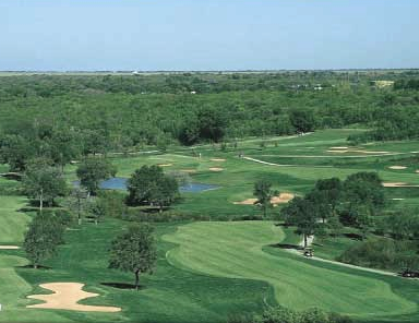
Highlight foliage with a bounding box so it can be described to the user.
[253,179,276,218]
[22,161,67,211]
[338,239,419,272]
[109,223,157,289]
[23,212,65,268]
[76,158,117,195]
[126,165,179,210]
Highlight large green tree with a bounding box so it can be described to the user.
[23,160,67,212]
[109,224,157,289]
[282,197,318,248]
[76,158,117,195]
[23,212,65,269]
[126,165,179,211]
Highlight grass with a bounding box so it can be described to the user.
[163,221,418,321]
[1,129,419,322]
[0,196,30,244]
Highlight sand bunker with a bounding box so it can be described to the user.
[328,148,390,155]
[27,283,121,313]
[392,198,405,201]
[388,166,407,170]
[210,158,226,162]
[234,193,294,206]
[209,167,224,172]
[415,170,419,174]
[382,182,419,188]
[0,245,20,250]
[157,164,173,167]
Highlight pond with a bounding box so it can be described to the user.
[73,177,220,193]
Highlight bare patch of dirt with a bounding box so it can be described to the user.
[27,282,121,313]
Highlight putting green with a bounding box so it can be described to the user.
[163,221,416,318]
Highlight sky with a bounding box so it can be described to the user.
[1,0,419,71]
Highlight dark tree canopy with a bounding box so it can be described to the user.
[23,160,68,211]
[23,212,65,269]
[76,158,117,195]
[126,165,179,210]
[109,223,157,289]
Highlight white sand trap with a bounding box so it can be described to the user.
[270,193,295,204]
[327,150,348,154]
[0,245,20,250]
[209,167,224,172]
[392,198,405,201]
[382,182,419,188]
[210,158,226,162]
[416,170,419,174]
[157,163,173,167]
[27,283,121,313]
[234,193,294,206]
[328,148,390,155]
[389,166,407,170]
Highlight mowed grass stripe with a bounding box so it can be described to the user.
[163,222,416,318]
[0,196,30,244]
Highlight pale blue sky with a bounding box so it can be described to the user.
[1,0,418,71]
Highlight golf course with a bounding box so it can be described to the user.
[1,126,419,323]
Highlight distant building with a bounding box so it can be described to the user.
[370,80,394,88]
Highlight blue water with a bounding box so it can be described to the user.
[73,177,219,193]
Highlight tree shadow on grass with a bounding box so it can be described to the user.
[343,233,363,241]
[270,243,302,250]
[18,264,51,270]
[101,282,145,290]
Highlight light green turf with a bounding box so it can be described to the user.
[0,255,69,322]
[163,221,417,319]
[0,196,30,244]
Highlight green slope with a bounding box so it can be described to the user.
[163,221,417,320]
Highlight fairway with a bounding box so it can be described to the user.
[164,222,417,319]
[0,196,30,244]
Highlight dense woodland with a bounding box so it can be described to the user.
[1,71,419,171]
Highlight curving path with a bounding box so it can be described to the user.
[163,221,416,318]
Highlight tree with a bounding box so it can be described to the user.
[343,172,385,219]
[126,165,179,211]
[0,134,36,171]
[109,224,157,289]
[289,109,316,133]
[23,212,65,269]
[48,128,81,172]
[197,107,228,143]
[253,179,276,218]
[66,187,89,225]
[76,158,117,195]
[282,197,317,248]
[314,178,342,215]
[23,160,67,212]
